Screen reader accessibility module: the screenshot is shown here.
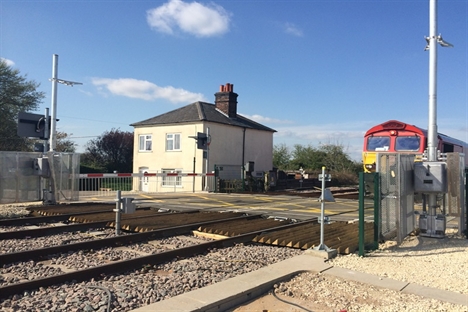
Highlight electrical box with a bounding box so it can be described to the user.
[122,197,135,214]
[245,161,254,173]
[414,161,447,193]
[419,213,446,238]
[33,157,50,178]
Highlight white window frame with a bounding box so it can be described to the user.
[139,134,152,152]
[162,169,182,187]
[166,133,181,151]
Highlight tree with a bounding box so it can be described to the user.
[289,144,326,171]
[0,60,45,151]
[82,128,134,173]
[318,142,361,174]
[55,132,77,153]
[273,143,291,170]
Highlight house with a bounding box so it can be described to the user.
[130,83,276,192]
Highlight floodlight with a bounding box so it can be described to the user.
[437,35,453,48]
[49,78,83,86]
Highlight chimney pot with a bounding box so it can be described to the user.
[215,83,238,118]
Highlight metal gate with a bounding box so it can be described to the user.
[377,153,416,242]
[445,153,466,234]
[0,152,42,204]
[212,164,243,193]
[48,152,80,202]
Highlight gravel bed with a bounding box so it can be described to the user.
[1,234,210,286]
[329,232,468,295]
[1,261,64,286]
[272,231,468,312]
[2,204,466,312]
[273,272,467,312]
[0,243,302,311]
[0,226,29,233]
[0,205,37,219]
[0,228,124,253]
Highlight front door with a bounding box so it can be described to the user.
[139,167,149,192]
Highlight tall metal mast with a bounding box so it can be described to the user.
[424,0,453,235]
[49,54,82,151]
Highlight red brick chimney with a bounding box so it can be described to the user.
[215,83,238,118]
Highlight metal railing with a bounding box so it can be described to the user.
[78,172,215,199]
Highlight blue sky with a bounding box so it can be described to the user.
[1,0,467,161]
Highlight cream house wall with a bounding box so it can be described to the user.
[133,122,206,175]
[133,121,274,192]
[201,123,273,173]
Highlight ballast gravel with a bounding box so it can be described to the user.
[1,242,302,311]
[269,231,468,312]
[2,204,468,312]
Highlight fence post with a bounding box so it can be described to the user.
[358,172,365,256]
[373,172,380,248]
[359,172,380,256]
[114,190,122,235]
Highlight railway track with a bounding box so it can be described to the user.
[0,212,299,299]
[0,202,375,309]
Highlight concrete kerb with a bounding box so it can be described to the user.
[131,251,468,312]
[130,254,332,312]
[402,284,468,307]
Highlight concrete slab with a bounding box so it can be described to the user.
[403,283,468,307]
[322,266,409,292]
[130,254,332,312]
[305,247,338,259]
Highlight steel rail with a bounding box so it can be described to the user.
[0,220,110,240]
[0,218,305,300]
[0,207,156,227]
[0,213,81,226]
[0,214,261,264]
[0,210,198,240]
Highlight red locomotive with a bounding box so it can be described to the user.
[362,120,467,172]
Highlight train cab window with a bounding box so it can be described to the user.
[367,136,390,151]
[395,136,420,151]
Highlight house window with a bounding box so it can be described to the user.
[166,133,181,151]
[139,135,152,151]
[162,169,181,187]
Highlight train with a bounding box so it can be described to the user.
[362,120,468,173]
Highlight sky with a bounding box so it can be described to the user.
[1,0,467,161]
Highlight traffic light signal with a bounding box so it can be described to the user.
[196,132,208,150]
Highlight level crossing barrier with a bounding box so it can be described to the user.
[79,172,215,198]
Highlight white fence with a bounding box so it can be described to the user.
[79,172,215,198]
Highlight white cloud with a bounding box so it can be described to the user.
[91,78,206,103]
[1,57,15,66]
[147,0,231,37]
[239,113,294,125]
[284,22,303,37]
